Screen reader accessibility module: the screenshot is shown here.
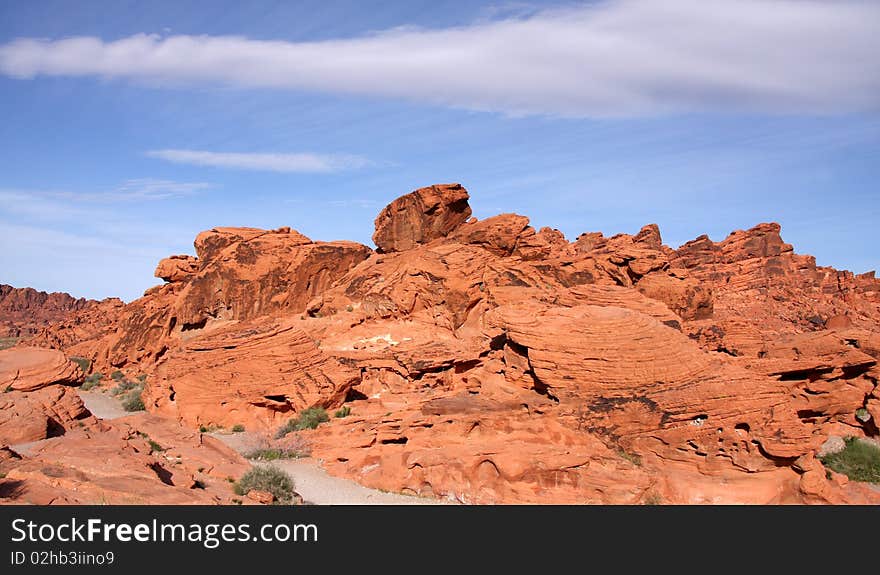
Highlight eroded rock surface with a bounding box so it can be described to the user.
[0,284,118,339]
[20,183,880,504]
[0,414,251,505]
[0,347,92,444]
[373,183,472,252]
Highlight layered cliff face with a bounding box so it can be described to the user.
[0,284,119,339]
[672,224,880,357]
[27,183,880,504]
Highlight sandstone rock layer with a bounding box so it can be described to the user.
[19,183,880,504]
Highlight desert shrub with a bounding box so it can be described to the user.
[232,424,246,433]
[110,370,125,381]
[820,437,880,483]
[119,382,145,412]
[70,356,91,373]
[245,448,297,461]
[643,492,663,505]
[275,407,329,438]
[122,391,145,412]
[81,372,104,391]
[617,448,642,466]
[295,407,329,429]
[148,439,164,453]
[0,337,21,351]
[334,406,351,418]
[243,431,311,461]
[233,465,295,504]
[111,380,139,396]
[136,374,148,384]
[273,420,295,439]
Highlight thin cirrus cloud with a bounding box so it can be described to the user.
[0,179,211,206]
[73,178,212,201]
[145,149,371,173]
[0,0,878,117]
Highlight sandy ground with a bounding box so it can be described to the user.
[79,389,130,419]
[74,388,443,505]
[211,430,445,505]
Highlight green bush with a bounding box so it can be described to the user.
[232,424,246,433]
[244,448,305,461]
[0,337,20,351]
[296,407,329,430]
[122,390,145,412]
[275,407,329,438]
[617,448,642,466]
[111,380,139,396]
[110,370,125,381]
[334,406,351,418]
[233,465,295,504]
[148,439,164,453]
[70,356,91,373]
[820,437,880,483]
[81,372,104,391]
[274,420,297,438]
[118,382,145,412]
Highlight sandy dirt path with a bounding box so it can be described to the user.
[78,389,129,419]
[212,431,446,505]
[76,389,443,504]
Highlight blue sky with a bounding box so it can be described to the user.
[1,0,878,301]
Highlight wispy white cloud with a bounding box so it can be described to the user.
[0,0,878,117]
[0,178,210,205]
[54,178,211,201]
[145,149,370,173]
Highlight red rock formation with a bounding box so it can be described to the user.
[14,183,880,504]
[0,385,91,445]
[50,226,373,374]
[373,183,472,252]
[0,284,115,338]
[0,414,251,505]
[23,297,125,357]
[671,223,880,357]
[145,317,360,430]
[154,254,199,283]
[0,347,93,445]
